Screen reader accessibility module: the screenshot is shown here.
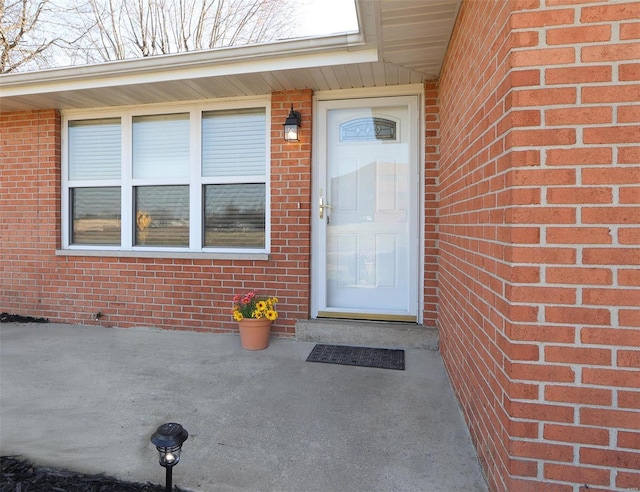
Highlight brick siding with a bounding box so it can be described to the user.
[424,82,440,326]
[438,0,640,490]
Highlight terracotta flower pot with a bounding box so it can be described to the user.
[237,318,272,350]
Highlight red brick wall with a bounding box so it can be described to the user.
[0,91,313,335]
[438,1,514,489]
[439,1,640,490]
[1,109,62,310]
[424,82,440,326]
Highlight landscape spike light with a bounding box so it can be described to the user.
[150,422,188,492]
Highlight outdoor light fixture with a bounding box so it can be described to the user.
[151,422,189,492]
[283,104,301,142]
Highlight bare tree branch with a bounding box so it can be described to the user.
[0,0,58,73]
[0,0,298,72]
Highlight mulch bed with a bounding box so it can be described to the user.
[0,313,49,323]
[0,456,185,491]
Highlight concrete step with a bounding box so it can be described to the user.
[295,319,439,350]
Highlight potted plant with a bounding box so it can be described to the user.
[232,291,278,350]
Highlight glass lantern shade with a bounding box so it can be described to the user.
[283,106,301,142]
[156,444,183,467]
[284,123,299,141]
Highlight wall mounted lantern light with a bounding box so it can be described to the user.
[283,104,301,142]
[151,422,189,492]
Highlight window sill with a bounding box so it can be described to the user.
[55,249,270,261]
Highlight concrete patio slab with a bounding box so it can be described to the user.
[0,322,487,491]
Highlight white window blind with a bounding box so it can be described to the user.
[133,113,190,179]
[202,108,266,177]
[68,119,121,180]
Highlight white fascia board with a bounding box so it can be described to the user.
[0,32,377,97]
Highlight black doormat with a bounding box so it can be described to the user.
[306,344,405,370]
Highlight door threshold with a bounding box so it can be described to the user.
[317,311,416,323]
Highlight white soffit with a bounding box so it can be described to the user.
[0,0,461,111]
[380,0,461,79]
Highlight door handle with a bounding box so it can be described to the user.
[319,197,332,219]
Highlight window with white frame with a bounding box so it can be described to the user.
[63,103,269,253]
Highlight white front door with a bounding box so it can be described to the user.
[314,96,419,321]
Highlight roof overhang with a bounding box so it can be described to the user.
[0,0,460,112]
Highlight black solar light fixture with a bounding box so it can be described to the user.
[150,422,188,492]
[283,104,301,142]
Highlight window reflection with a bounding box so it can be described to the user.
[204,184,265,248]
[135,186,189,246]
[71,187,121,245]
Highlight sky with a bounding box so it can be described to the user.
[293,0,359,37]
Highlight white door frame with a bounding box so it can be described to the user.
[311,86,425,323]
